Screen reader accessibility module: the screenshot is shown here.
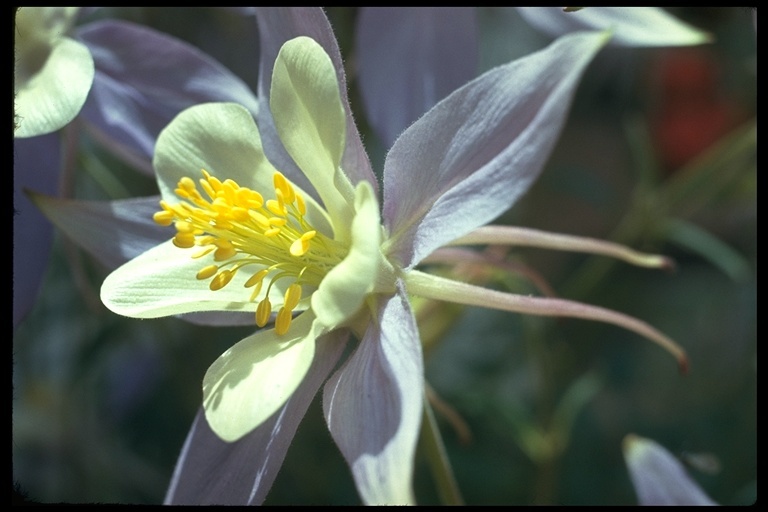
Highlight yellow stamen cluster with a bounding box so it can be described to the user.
[153,169,347,335]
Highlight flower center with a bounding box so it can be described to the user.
[153,169,348,335]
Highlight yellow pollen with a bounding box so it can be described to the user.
[290,230,316,257]
[154,169,349,336]
[275,307,293,335]
[256,298,272,327]
[173,232,196,248]
[153,211,174,226]
[245,269,269,288]
[284,283,302,311]
[196,264,218,280]
[210,269,234,291]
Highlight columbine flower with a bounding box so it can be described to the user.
[15,10,259,329]
[14,6,94,328]
[14,7,94,138]
[100,31,687,505]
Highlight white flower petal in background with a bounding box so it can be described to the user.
[623,433,717,505]
[14,7,94,137]
[517,7,712,47]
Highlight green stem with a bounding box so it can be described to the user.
[420,394,463,505]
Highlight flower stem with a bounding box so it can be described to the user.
[405,270,688,374]
[420,393,463,505]
[450,225,674,270]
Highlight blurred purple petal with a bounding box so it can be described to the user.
[323,282,423,505]
[623,434,717,505]
[77,20,259,174]
[13,133,61,329]
[254,7,375,195]
[356,7,478,148]
[165,330,348,505]
[31,193,257,327]
[31,194,169,269]
[382,31,607,269]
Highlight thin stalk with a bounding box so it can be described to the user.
[405,270,688,374]
[450,225,674,270]
[420,392,463,505]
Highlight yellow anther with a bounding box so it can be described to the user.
[191,246,215,259]
[296,193,306,217]
[266,199,286,217]
[290,230,316,257]
[214,245,236,261]
[256,298,272,327]
[173,232,196,248]
[237,188,263,209]
[290,239,308,256]
[284,283,302,311]
[153,211,174,226]
[210,269,234,291]
[246,270,269,301]
[250,211,270,230]
[222,180,238,203]
[275,307,292,335]
[205,172,223,192]
[196,264,219,280]
[175,220,194,233]
[230,206,249,222]
[155,169,349,336]
[200,177,216,200]
[179,176,196,191]
[274,173,295,204]
[245,269,269,288]
[212,197,230,214]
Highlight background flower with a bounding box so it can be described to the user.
[13,8,260,329]
[14,7,94,138]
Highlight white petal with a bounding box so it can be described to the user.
[165,330,348,504]
[203,310,319,442]
[517,7,712,47]
[101,239,291,319]
[15,7,94,137]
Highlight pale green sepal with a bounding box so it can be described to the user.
[153,102,332,237]
[270,37,355,239]
[517,7,712,47]
[312,181,394,329]
[203,310,318,442]
[101,239,295,318]
[14,7,94,138]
